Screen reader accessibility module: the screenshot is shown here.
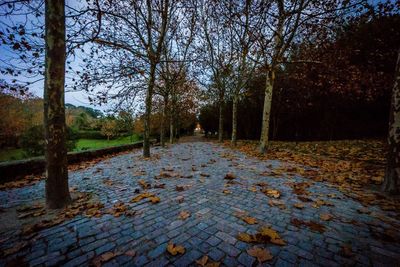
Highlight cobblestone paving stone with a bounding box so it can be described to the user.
[1,141,400,266]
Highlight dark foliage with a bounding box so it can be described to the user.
[200,15,399,141]
[20,125,78,156]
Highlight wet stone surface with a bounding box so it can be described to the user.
[0,141,399,266]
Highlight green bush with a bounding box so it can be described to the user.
[20,125,45,156]
[20,125,78,157]
[76,130,104,139]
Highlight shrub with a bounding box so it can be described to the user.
[20,125,78,157]
[20,125,45,156]
[76,130,104,139]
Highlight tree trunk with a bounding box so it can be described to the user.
[44,0,71,209]
[218,101,224,142]
[169,106,174,144]
[382,49,400,194]
[143,63,156,157]
[160,95,168,147]
[259,69,275,153]
[175,114,179,140]
[231,94,238,146]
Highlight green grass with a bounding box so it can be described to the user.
[0,134,141,162]
[0,148,25,162]
[74,134,141,151]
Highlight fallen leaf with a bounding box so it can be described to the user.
[298,196,313,202]
[2,241,28,257]
[237,232,255,243]
[320,213,333,221]
[167,242,185,256]
[138,179,151,189]
[154,183,165,189]
[247,246,273,263]
[224,172,236,180]
[125,250,136,257]
[291,218,326,233]
[262,189,281,198]
[223,189,231,194]
[242,216,258,225]
[258,227,286,245]
[176,196,184,203]
[179,211,190,220]
[293,203,304,209]
[237,227,286,246]
[92,251,122,267]
[196,255,208,266]
[148,196,160,204]
[268,199,286,209]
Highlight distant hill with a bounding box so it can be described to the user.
[65,104,103,119]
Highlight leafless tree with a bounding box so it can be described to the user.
[198,0,236,142]
[156,1,197,146]
[75,0,173,157]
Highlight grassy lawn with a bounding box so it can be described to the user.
[74,134,141,151]
[0,134,141,162]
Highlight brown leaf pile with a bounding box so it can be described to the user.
[229,140,400,213]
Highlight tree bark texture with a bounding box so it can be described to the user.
[218,100,224,143]
[231,95,238,146]
[259,70,275,153]
[160,95,168,147]
[44,0,71,209]
[383,49,400,194]
[143,63,156,157]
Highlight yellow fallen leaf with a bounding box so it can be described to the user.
[237,232,255,243]
[320,213,333,221]
[196,255,208,266]
[242,216,258,225]
[259,227,286,246]
[167,242,185,256]
[130,192,154,202]
[247,247,273,263]
[223,189,231,194]
[262,189,281,198]
[179,211,190,220]
[148,196,160,204]
[268,199,286,209]
[249,186,257,192]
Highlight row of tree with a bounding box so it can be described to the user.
[200,14,399,141]
[0,0,399,208]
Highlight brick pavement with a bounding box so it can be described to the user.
[0,141,399,266]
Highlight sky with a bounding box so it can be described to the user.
[0,0,391,112]
[0,0,102,110]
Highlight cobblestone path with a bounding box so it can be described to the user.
[1,142,399,266]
